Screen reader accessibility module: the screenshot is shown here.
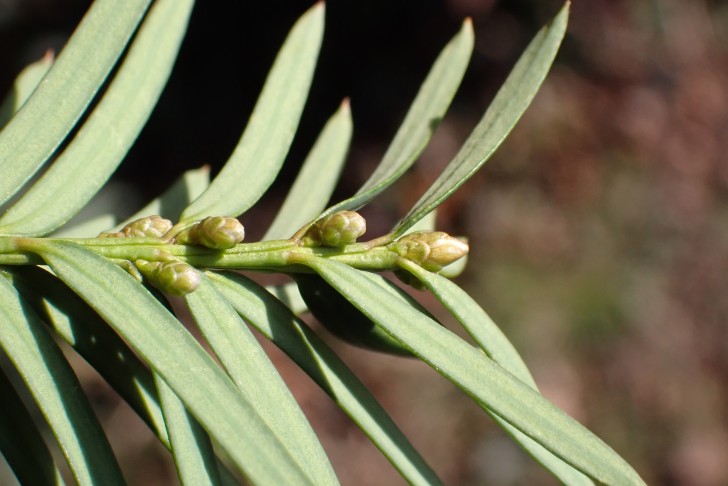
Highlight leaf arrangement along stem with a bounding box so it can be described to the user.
[0,1,647,485]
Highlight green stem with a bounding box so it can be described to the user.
[1,236,404,273]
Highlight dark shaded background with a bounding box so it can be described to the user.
[2,1,727,484]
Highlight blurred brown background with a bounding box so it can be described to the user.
[2,0,728,484]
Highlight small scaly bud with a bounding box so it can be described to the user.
[177,216,245,249]
[135,259,200,296]
[121,215,173,238]
[303,211,366,247]
[390,231,469,272]
[98,231,125,238]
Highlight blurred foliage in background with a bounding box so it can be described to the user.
[1,0,727,484]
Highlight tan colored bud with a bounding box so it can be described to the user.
[97,231,125,238]
[121,215,173,238]
[391,231,469,272]
[135,260,200,296]
[178,216,245,249]
[303,211,366,247]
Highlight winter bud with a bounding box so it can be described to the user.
[98,231,125,238]
[136,260,200,296]
[390,231,469,272]
[178,216,245,249]
[121,215,173,238]
[304,211,366,247]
